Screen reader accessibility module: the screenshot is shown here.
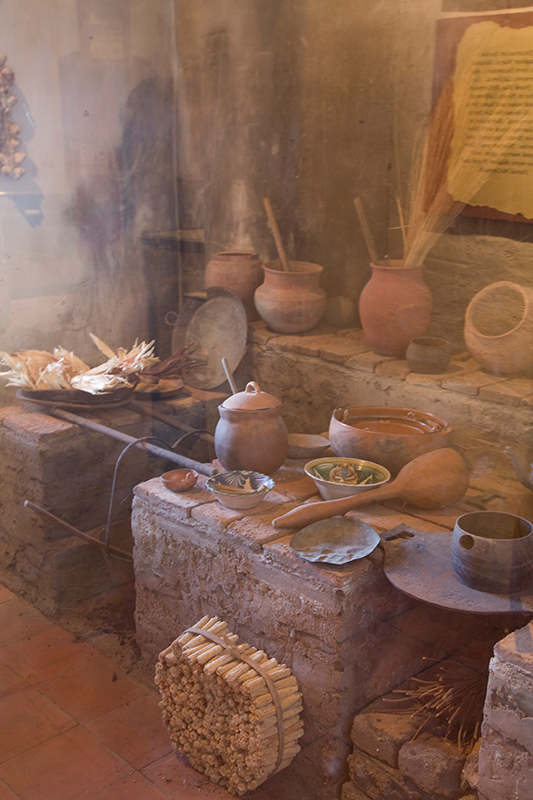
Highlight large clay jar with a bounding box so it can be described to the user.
[358,260,433,357]
[214,381,288,474]
[204,250,263,321]
[254,260,327,333]
[464,281,533,376]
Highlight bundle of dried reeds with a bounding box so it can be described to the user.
[401,25,531,268]
[155,615,304,796]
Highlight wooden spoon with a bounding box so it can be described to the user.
[273,448,469,529]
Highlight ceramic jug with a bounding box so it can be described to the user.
[214,382,289,474]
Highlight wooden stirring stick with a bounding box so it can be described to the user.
[263,197,291,272]
[354,197,379,265]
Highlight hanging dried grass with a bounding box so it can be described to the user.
[401,26,531,268]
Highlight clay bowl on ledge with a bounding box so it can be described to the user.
[161,469,198,492]
[329,406,452,476]
[206,470,275,510]
[304,457,390,501]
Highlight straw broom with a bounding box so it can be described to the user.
[401,27,531,269]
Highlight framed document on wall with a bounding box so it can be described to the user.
[433,9,533,223]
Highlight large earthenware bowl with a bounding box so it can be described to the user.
[328,406,452,475]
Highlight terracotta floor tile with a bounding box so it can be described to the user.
[0,598,52,647]
[0,686,76,763]
[0,625,97,685]
[36,652,147,723]
[75,771,171,800]
[0,661,28,697]
[86,692,172,769]
[0,726,129,800]
[142,753,236,799]
[0,587,14,604]
[0,778,19,800]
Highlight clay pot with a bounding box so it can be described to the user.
[406,337,451,374]
[204,250,263,321]
[452,511,533,594]
[254,260,327,333]
[214,381,288,474]
[464,281,533,376]
[358,260,433,357]
[329,405,452,475]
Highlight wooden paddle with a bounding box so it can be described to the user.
[273,448,469,529]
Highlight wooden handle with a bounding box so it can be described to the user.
[272,483,396,529]
[354,197,379,265]
[263,198,291,272]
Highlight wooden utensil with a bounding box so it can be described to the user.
[263,197,291,272]
[354,197,379,265]
[273,448,469,529]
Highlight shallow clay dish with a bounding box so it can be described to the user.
[304,457,390,501]
[162,469,198,492]
[290,517,380,564]
[287,433,330,459]
[206,470,275,510]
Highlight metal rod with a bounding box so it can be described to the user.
[128,400,215,445]
[47,407,215,476]
[24,500,133,561]
[222,357,237,395]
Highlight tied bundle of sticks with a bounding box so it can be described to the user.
[396,26,532,269]
[155,615,304,796]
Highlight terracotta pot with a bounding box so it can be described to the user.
[214,381,288,474]
[452,511,533,594]
[464,281,533,376]
[254,260,327,333]
[358,260,433,357]
[328,405,452,476]
[406,337,451,374]
[204,250,263,321]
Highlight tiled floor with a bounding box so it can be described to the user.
[0,585,309,800]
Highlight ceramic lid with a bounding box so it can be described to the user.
[222,381,281,410]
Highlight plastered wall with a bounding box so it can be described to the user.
[2,0,533,404]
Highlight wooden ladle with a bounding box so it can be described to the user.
[273,448,469,529]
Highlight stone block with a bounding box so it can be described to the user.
[480,378,533,406]
[493,621,533,676]
[341,782,371,800]
[345,351,393,373]
[478,725,533,800]
[375,360,410,380]
[350,707,420,768]
[348,749,427,800]
[441,370,505,397]
[461,740,480,792]
[398,736,464,799]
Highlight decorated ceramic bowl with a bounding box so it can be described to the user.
[206,470,275,510]
[304,457,390,501]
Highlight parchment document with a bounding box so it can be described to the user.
[449,21,533,219]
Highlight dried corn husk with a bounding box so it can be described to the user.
[156,616,303,796]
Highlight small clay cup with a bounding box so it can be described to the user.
[406,337,451,374]
[161,469,198,492]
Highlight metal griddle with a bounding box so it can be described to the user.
[382,526,533,614]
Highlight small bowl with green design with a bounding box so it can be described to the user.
[304,457,390,501]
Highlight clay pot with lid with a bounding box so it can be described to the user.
[204,250,263,321]
[214,381,288,474]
